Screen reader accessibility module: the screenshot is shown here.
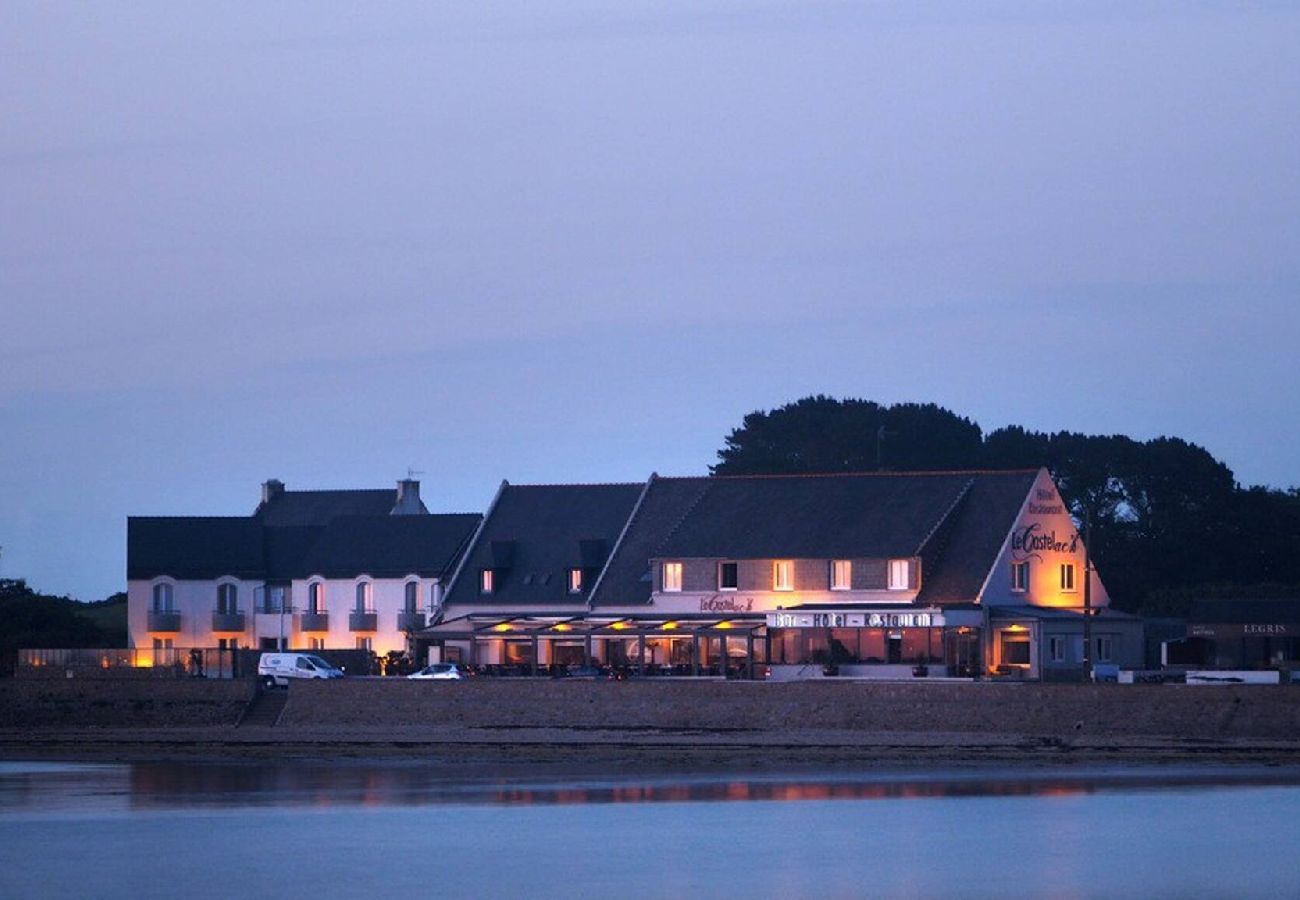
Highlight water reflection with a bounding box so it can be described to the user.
[3,760,1299,815]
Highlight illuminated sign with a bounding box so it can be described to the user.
[767,611,943,629]
[1011,522,1079,561]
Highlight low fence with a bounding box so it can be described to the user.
[16,648,379,680]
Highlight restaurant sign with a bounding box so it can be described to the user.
[1188,623,1296,639]
[767,611,944,629]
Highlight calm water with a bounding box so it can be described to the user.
[2,760,1299,899]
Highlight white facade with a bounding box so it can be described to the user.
[128,574,444,657]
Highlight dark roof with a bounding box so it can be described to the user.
[443,483,645,607]
[915,471,1039,605]
[590,471,1038,607]
[128,518,267,581]
[254,489,410,526]
[1190,598,1300,625]
[129,511,479,581]
[300,514,481,579]
[988,605,1141,621]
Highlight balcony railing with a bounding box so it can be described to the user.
[397,611,426,631]
[349,611,378,632]
[211,611,247,632]
[299,612,330,632]
[147,611,182,633]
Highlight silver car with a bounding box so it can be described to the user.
[408,663,464,680]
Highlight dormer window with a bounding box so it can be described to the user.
[404,581,419,613]
[355,581,373,612]
[480,569,494,595]
[307,582,324,614]
[888,559,910,591]
[830,560,851,591]
[567,568,583,594]
[773,560,794,592]
[662,562,683,593]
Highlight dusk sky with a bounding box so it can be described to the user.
[3,2,1298,601]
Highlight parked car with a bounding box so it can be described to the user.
[258,653,345,689]
[408,663,464,680]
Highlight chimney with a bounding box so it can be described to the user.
[262,479,285,505]
[391,479,425,515]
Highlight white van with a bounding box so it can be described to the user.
[258,653,344,689]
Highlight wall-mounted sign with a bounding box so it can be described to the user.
[767,611,943,629]
[1189,623,1295,639]
[1011,522,1079,561]
[699,595,755,613]
[1028,488,1066,516]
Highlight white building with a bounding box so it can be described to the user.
[127,479,480,660]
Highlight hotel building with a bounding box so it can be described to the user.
[127,479,480,659]
[127,467,1143,678]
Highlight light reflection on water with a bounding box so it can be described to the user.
[3,759,1299,814]
[3,761,1300,898]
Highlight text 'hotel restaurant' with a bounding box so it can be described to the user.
[127,468,1145,679]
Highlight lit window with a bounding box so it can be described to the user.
[718,562,738,591]
[773,560,793,591]
[152,583,174,612]
[355,582,372,612]
[567,568,583,594]
[404,581,419,613]
[888,559,910,591]
[1049,636,1065,662]
[1011,561,1029,593]
[830,560,851,591]
[999,631,1030,666]
[662,562,683,593]
[480,569,494,595]
[1060,563,1077,592]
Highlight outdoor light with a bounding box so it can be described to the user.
[661,621,678,630]
[494,623,512,632]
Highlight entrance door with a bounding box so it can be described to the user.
[887,633,903,664]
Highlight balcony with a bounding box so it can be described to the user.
[300,612,330,632]
[147,611,182,633]
[397,612,426,632]
[349,611,377,632]
[211,611,246,632]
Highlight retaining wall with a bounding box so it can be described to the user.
[0,679,253,728]
[280,679,1300,740]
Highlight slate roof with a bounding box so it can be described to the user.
[127,517,268,581]
[300,514,482,579]
[254,489,414,526]
[442,483,645,607]
[589,470,1040,607]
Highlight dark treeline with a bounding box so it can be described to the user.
[712,396,1300,614]
[0,580,127,668]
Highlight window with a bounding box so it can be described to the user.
[567,568,583,594]
[307,582,324,614]
[308,638,325,651]
[830,560,851,591]
[480,569,494,595]
[1011,561,1029,593]
[404,581,419,613]
[773,560,793,591]
[355,637,372,652]
[662,562,683,593]
[718,562,738,591]
[355,582,372,613]
[217,583,237,614]
[1060,563,1077,592]
[999,632,1030,666]
[1049,636,1066,662]
[1095,636,1113,662]
[888,559,911,591]
[152,583,173,612]
[259,585,286,614]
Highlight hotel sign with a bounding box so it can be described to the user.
[767,611,943,629]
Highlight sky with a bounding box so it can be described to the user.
[2,1,1298,601]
